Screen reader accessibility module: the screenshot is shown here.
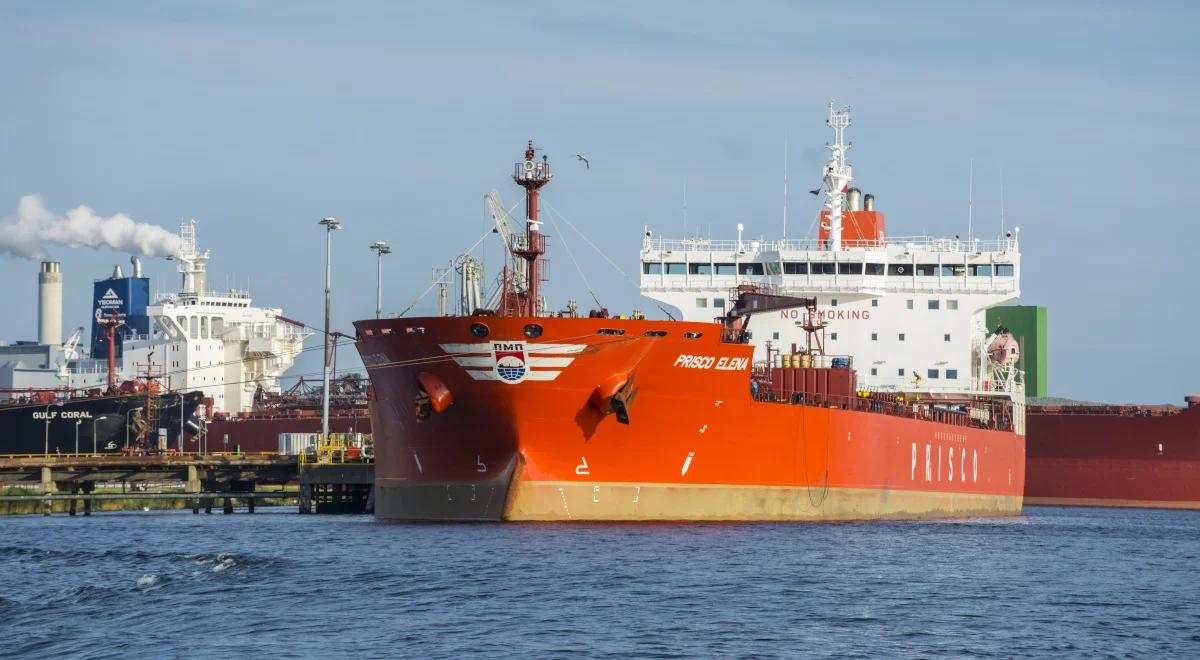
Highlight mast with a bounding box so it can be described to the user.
[98,311,124,393]
[822,103,853,252]
[512,140,552,317]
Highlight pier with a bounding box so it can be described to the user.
[0,453,374,515]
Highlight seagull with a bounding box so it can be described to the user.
[808,188,822,195]
[575,154,590,169]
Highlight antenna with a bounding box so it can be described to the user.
[783,131,789,239]
[968,159,974,244]
[682,176,688,236]
[1000,167,1006,238]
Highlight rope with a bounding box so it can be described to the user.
[544,212,604,311]
[540,198,630,280]
[396,226,496,317]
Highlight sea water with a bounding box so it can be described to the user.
[1,506,1197,658]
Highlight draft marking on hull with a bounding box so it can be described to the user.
[575,457,590,475]
[681,451,696,476]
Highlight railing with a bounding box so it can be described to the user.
[644,235,1017,255]
[752,389,1018,433]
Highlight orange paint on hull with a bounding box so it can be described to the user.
[355,316,1025,521]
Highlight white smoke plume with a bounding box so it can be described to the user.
[0,195,182,259]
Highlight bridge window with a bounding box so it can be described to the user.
[888,264,911,276]
[969,264,992,277]
[927,369,940,379]
[928,300,940,310]
[665,263,686,275]
[865,263,885,275]
[714,263,736,275]
[811,262,835,275]
[738,263,764,275]
[946,369,959,379]
[995,264,1015,276]
[642,262,662,275]
[689,263,711,275]
[838,263,863,275]
[916,264,938,276]
[942,265,965,277]
[713,298,725,308]
[783,262,807,275]
[695,298,708,308]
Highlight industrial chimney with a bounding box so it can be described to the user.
[38,261,63,345]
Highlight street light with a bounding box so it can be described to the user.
[369,241,392,319]
[318,216,341,442]
[43,402,62,456]
[74,419,82,456]
[92,415,113,455]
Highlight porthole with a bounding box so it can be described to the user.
[597,328,626,336]
[523,323,544,339]
[643,330,667,337]
[683,331,703,339]
[470,323,489,338]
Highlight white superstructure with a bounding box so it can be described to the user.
[123,221,311,413]
[640,104,1022,395]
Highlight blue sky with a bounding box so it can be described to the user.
[1,1,1197,403]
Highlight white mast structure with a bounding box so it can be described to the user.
[822,103,853,252]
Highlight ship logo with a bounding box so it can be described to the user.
[438,341,587,383]
[493,342,528,383]
[102,288,120,300]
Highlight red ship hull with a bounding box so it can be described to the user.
[1025,403,1200,509]
[355,316,1025,522]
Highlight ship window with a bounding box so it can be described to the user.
[906,299,914,310]
[837,263,863,275]
[870,368,878,376]
[189,316,198,339]
[871,299,879,307]
[898,333,906,341]
[714,263,736,275]
[970,264,992,277]
[916,264,937,276]
[738,263,764,275]
[947,369,959,379]
[381,328,394,336]
[713,298,725,308]
[942,265,965,277]
[765,262,782,275]
[523,324,543,339]
[865,263,885,275]
[898,368,905,376]
[772,332,779,340]
[811,262,835,275]
[830,332,838,341]
[696,298,708,308]
[928,300,940,310]
[643,330,667,337]
[363,329,374,337]
[944,334,951,342]
[642,262,662,275]
[211,318,224,336]
[871,333,878,341]
[995,264,1014,276]
[888,264,910,276]
[597,328,626,336]
[947,300,958,310]
[201,316,209,339]
[470,323,489,338]
[665,263,686,275]
[830,298,838,306]
[927,369,940,379]
[689,263,711,275]
[783,262,807,275]
[683,331,703,339]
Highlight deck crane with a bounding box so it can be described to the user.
[483,189,528,310]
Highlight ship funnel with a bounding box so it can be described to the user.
[38,261,62,345]
[112,264,124,279]
[847,188,862,212]
[863,193,875,212]
[131,256,143,278]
